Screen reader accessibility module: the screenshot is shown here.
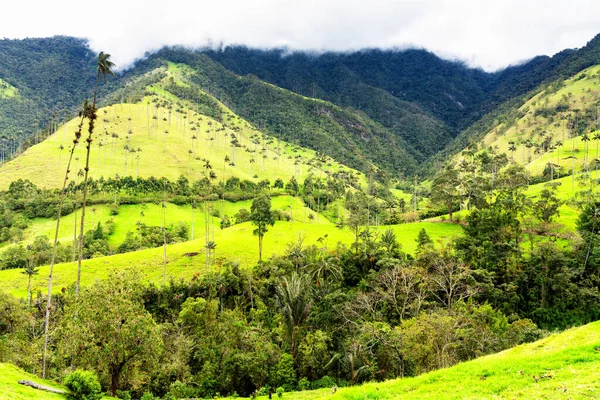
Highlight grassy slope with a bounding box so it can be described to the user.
[0,219,461,298]
[0,66,363,189]
[0,66,444,297]
[10,195,311,248]
[238,321,600,400]
[0,363,65,400]
[0,77,18,98]
[473,65,600,176]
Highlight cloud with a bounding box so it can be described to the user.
[2,0,600,71]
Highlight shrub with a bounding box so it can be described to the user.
[140,392,160,400]
[312,375,335,389]
[168,380,198,398]
[115,390,131,400]
[63,370,102,400]
[298,377,310,391]
[276,387,285,398]
[110,203,119,216]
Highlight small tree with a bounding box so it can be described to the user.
[250,194,275,261]
[22,262,39,308]
[533,186,563,223]
[431,164,460,221]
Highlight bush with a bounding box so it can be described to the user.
[298,377,310,391]
[312,375,335,389]
[115,390,131,400]
[110,203,119,216]
[63,370,102,400]
[168,380,198,398]
[276,387,285,398]
[140,392,160,400]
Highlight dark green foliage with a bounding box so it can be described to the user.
[0,37,98,159]
[64,370,103,400]
[250,194,275,260]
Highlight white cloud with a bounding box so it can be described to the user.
[2,0,599,71]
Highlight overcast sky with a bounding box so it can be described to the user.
[2,0,600,71]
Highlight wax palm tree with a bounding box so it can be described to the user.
[22,262,39,308]
[43,105,87,378]
[582,132,591,173]
[135,147,142,178]
[508,141,517,163]
[205,241,217,266]
[594,133,600,190]
[76,52,116,297]
[555,140,563,179]
[58,144,64,168]
[203,160,213,270]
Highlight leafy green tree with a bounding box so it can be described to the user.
[415,228,433,254]
[250,194,275,261]
[58,271,162,396]
[431,164,460,221]
[0,244,27,270]
[533,186,563,223]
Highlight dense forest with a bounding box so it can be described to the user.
[0,37,98,160]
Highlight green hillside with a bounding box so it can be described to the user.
[0,218,461,298]
[242,321,600,400]
[460,64,600,178]
[0,363,65,400]
[0,77,18,98]
[0,87,358,189]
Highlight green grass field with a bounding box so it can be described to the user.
[0,363,65,400]
[0,77,18,98]
[0,219,461,298]
[6,195,313,249]
[228,321,600,400]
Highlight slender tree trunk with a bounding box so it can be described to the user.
[163,187,167,284]
[43,115,84,378]
[27,274,31,308]
[76,71,100,296]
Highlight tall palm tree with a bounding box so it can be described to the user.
[594,133,600,191]
[22,262,39,308]
[76,52,116,296]
[508,141,516,163]
[203,160,213,270]
[58,144,64,168]
[42,109,86,378]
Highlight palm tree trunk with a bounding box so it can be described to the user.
[42,115,84,378]
[76,70,100,297]
[27,274,31,309]
[163,200,167,284]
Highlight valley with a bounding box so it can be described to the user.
[1,32,600,400]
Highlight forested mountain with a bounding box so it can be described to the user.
[0,37,97,157]
[2,33,600,176]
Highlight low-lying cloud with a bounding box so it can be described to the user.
[2,0,600,71]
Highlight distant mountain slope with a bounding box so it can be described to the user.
[0,64,361,189]
[2,33,600,177]
[0,36,97,157]
[455,64,600,178]
[131,50,420,174]
[202,46,577,153]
